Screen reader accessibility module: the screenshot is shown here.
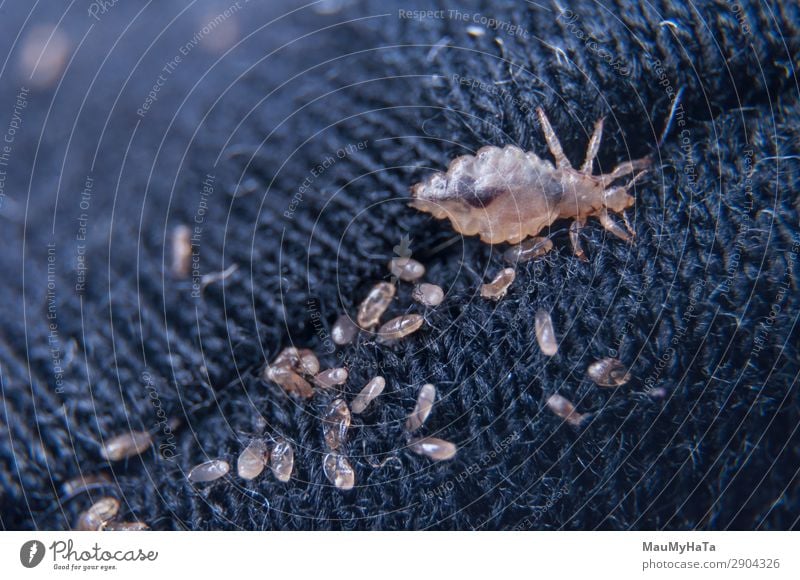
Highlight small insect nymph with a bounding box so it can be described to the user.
[410,108,651,258]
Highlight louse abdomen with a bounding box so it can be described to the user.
[413,153,566,210]
[450,177,505,208]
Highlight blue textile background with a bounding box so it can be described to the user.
[0,0,798,530]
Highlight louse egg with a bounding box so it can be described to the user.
[406,383,436,432]
[187,459,230,483]
[237,439,269,480]
[323,452,355,491]
[170,224,192,279]
[480,268,516,300]
[587,358,631,387]
[350,376,385,414]
[376,314,424,343]
[100,431,152,461]
[314,367,349,389]
[389,257,426,281]
[546,394,585,427]
[76,497,120,531]
[332,314,359,345]
[409,437,458,461]
[298,350,320,376]
[535,310,559,356]
[412,283,444,307]
[357,282,395,329]
[62,473,112,498]
[322,399,351,451]
[270,439,294,483]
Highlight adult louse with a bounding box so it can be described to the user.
[410,108,651,259]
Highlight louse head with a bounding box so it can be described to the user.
[602,186,635,213]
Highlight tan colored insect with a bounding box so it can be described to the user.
[410,108,650,258]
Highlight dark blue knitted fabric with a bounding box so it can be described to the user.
[0,0,798,530]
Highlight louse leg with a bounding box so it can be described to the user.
[579,117,605,174]
[598,156,651,188]
[598,209,632,241]
[569,218,588,261]
[621,211,635,236]
[536,107,572,170]
[625,169,649,189]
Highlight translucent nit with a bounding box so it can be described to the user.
[503,237,553,264]
[100,430,152,462]
[314,367,349,389]
[187,459,230,483]
[322,399,351,450]
[389,257,426,282]
[535,310,558,356]
[412,283,444,307]
[587,357,631,387]
[332,314,359,346]
[237,439,269,480]
[406,383,436,432]
[323,452,355,491]
[62,473,112,498]
[76,497,120,531]
[376,314,424,343]
[357,282,395,329]
[270,439,294,483]
[409,437,458,461]
[546,394,585,427]
[480,268,515,300]
[351,376,385,414]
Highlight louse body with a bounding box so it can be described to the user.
[411,108,650,257]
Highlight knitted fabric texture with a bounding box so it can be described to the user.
[0,0,798,530]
